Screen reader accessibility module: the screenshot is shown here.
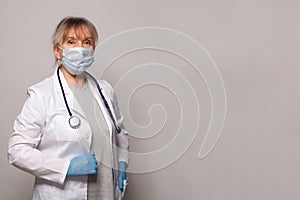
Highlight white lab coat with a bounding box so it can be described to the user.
[8,68,129,200]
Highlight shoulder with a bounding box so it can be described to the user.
[19,74,55,117]
[27,73,55,98]
[98,79,115,99]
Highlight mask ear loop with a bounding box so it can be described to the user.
[55,45,63,66]
[57,45,64,51]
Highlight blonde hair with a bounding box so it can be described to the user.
[52,16,98,47]
[51,17,98,65]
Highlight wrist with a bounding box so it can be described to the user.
[118,161,127,172]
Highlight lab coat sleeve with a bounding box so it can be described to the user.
[101,80,129,165]
[8,86,70,185]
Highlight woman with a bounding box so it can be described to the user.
[8,17,129,200]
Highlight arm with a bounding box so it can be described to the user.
[8,87,70,185]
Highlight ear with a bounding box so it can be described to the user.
[53,45,62,60]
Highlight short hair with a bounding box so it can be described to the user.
[52,16,98,48]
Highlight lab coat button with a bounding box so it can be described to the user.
[80,184,85,188]
[85,134,89,139]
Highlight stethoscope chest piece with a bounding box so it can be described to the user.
[69,116,81,129]
[57,66,121,132]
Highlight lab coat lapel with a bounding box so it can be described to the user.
[100,84,119,127]
[86,76,113,134]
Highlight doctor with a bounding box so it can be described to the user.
[8,17,129,200]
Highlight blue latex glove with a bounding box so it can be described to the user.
[67,152,97,176]
[118,161,127,190]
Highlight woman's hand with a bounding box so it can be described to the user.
[118,161,127,190]
[67,152,97,176]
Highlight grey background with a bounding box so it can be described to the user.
[1,0,300,199]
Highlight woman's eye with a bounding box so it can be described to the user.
[68,40,76,45]
[83,40,92,46]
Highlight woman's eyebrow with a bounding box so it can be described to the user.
[65,36,92,40]
[83,37,93,40]
[65,36,76,40]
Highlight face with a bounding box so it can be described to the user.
[53,27,94,60]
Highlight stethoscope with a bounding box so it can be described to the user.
[57,66,121,133]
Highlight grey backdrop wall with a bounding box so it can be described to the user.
[1,0,300,200]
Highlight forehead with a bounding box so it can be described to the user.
[63,26,92,41]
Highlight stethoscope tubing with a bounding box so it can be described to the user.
[57,67,72,117]
[57,66,121,133]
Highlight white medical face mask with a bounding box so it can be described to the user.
[59,47,94,75]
